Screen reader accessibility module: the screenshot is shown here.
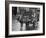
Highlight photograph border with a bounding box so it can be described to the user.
[5,1,45,37]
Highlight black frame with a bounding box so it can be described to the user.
[5,1,45,37]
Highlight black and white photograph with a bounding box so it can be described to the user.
[5,1,45,37]
[12,7,40,31]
